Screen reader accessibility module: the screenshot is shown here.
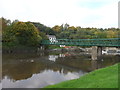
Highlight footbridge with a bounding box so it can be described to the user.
[41,38,120,47]
[41,38,120,60]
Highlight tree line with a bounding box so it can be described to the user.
[1,17,120,49]
[32,21,120,39]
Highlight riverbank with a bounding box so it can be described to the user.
[2,46,41,53]
[45,63,119,88]
[48,45,88,53]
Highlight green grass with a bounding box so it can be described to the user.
[45,63,119,88]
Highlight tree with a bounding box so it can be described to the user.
[32,22,55,35]
[63,23,69,31]
[13,22,42,46]
[106,30,117,38]
[45,27,55,35]
[57,30,70,39]
[94,31,107,38]
[0,17,11,31]
[3,21,42,48]
[52,25,61,32]
[68,26,77,31]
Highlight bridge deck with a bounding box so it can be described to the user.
[41,38,120,47]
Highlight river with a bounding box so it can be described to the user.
[1,51,120,88]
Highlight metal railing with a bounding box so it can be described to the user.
[41,38,120,47]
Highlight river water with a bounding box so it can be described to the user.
[1,51,120,88]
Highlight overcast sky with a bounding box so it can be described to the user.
[0,0,119,28]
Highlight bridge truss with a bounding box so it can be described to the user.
[41,38,120,47]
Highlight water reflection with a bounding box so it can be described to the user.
[49,55,58,61]
[2,52,120,88]
[2,70,84,88]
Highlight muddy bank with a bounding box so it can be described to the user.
[2,47,44,54]
[2,46,92,54]
[48,47,91,53]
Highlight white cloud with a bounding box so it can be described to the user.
[79,2,118,28]
[0,0,119,28]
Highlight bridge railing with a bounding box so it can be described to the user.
[41,38,120,47]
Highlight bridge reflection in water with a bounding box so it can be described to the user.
[2,52,120,88]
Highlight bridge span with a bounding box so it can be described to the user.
[41,38,120,47]
[41,38,120,60]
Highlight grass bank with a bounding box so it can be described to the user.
[45,63,119,88]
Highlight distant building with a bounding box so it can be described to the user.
[46,35,66,47]
[46,35,57,42]
[60,45,66,47]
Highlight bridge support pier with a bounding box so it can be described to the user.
[97,46,102,56]
[91,46,102,60]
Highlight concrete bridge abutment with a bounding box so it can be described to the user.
[91,46,102,60]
